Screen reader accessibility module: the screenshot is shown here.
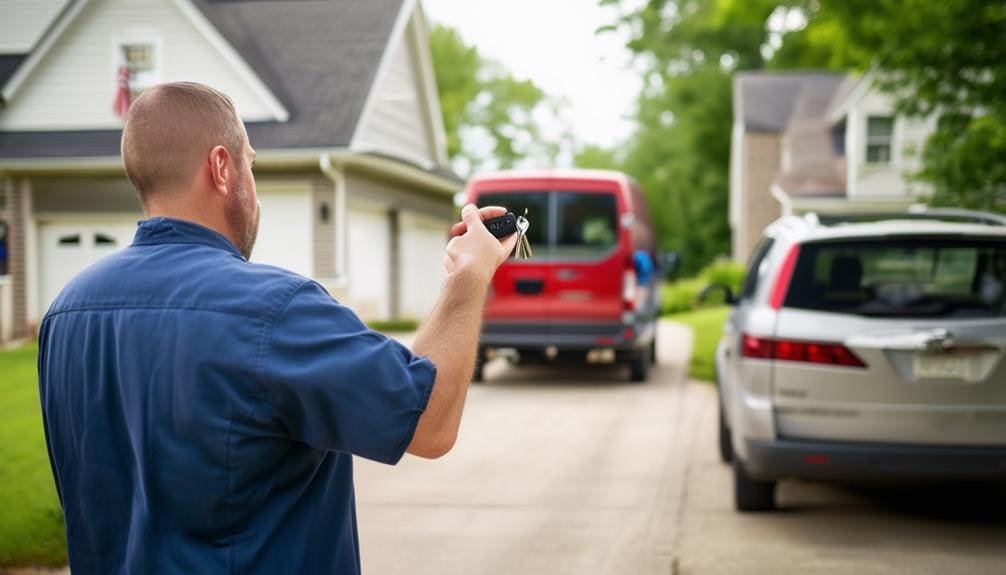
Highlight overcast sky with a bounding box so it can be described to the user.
[422,0,643,150]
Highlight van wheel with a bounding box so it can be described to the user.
[649,336,658,365]
[629,348,650,382]
[733,459,776,512]
[718,400,733,463]
[472,348,486,383]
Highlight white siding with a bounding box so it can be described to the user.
[399,211,446,320]
[0,0,66,53]
[846,89,935,199]
[0,0,277,131]
[252,182,313,277]
[353,13,437,167]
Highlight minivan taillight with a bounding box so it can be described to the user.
[741,335,867,368]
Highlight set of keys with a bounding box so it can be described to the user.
[484,209,533,259]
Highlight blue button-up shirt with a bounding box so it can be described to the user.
[38,217,436,574]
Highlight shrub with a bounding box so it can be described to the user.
[660,259,745,316]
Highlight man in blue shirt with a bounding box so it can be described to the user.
[38,82,517,574]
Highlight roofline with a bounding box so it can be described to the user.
[413,4,449,165]
[827,69,875,125]
[175,0,289,122]
[1,0,88,103]
[1,0,290,123]
[350,0,417,148]
[0,148,461,195]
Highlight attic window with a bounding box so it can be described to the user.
[117,41,159,95]
[865,116,894,164]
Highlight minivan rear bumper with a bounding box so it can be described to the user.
[745,438,1006,483]
[481,320,654,351]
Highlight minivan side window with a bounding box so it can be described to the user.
[740,238,775,300]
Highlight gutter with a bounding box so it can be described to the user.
[771,183,793,216]
[319,153,349,289]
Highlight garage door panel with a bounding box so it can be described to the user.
[39,221,137,318]
[250,184,313,277]
[348,207,391,321]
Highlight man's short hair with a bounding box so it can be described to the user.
[121,82,246,205]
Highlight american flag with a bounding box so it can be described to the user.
[113,66,131,119]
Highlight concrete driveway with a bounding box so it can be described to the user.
[356,321,1006,574]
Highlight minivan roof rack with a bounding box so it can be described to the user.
[813,208,1006,227]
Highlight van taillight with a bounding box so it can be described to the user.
[769,244,801,310]
[622,268,637,310]
[741,335,866,368]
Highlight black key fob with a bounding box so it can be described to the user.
[484,212,518,239]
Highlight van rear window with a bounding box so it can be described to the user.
[785,238,1006,318]
[475,191,618,261]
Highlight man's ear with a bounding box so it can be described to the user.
[208,145,231,197]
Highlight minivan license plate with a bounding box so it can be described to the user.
[913,353,971,381]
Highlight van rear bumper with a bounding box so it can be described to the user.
[744,438,1006,482]
[481,320,654,351]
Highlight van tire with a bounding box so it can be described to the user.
[629,348,650,382]
[649,336,657,365]
[733,459,776,512]
[472,348,486,383]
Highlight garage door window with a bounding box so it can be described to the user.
[58,234,81,246]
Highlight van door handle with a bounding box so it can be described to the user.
[515,279,544,295]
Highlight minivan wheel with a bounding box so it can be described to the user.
[718,400,734,463]
[733,459,776,512]
[472,348,486,383]
[649,336,657,365]
[629,348,650,382]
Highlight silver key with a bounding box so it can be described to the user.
[515,209,533,260]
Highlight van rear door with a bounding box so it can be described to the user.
[474,191,551,323]
[547,190,623,323]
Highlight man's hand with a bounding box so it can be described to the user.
[443,204,520,281]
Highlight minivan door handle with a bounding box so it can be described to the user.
[515,278,544,295]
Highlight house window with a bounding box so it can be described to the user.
[117,41,158,96]
[865,116,894,164]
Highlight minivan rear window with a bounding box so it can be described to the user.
[475,190,618,261]
[785,237,1006,318]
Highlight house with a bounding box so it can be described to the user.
[730,70,937,261]
[0,0,461,342]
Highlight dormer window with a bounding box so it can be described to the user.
[865,116,894,164]
[115,38,160,96]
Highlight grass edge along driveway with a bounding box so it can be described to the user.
[666,306,730,383]
[0,344,67,568]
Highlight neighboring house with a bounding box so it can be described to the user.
[730,70,936,261]
[0,0,461,342]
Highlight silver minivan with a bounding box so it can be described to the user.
[713,210,1006,511]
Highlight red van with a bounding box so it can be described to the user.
[466,169,662,382]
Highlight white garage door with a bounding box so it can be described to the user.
[39,220,137,318]
[348,204,391,320]
[250,184,313,277]
[399,212,448,320]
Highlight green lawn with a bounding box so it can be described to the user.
[667,306,730,383]
[0,345,67,567]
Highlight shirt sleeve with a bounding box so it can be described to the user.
[261,281,437,464]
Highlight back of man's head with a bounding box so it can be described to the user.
[122,82,245,207]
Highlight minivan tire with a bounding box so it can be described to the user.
[629,348,650,382]
[733,459,776,512]
[718,399,734,463]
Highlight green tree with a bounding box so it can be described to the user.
[429,24,566,177]
[597,0,801,272]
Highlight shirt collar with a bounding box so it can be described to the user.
[131,217,244,259]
